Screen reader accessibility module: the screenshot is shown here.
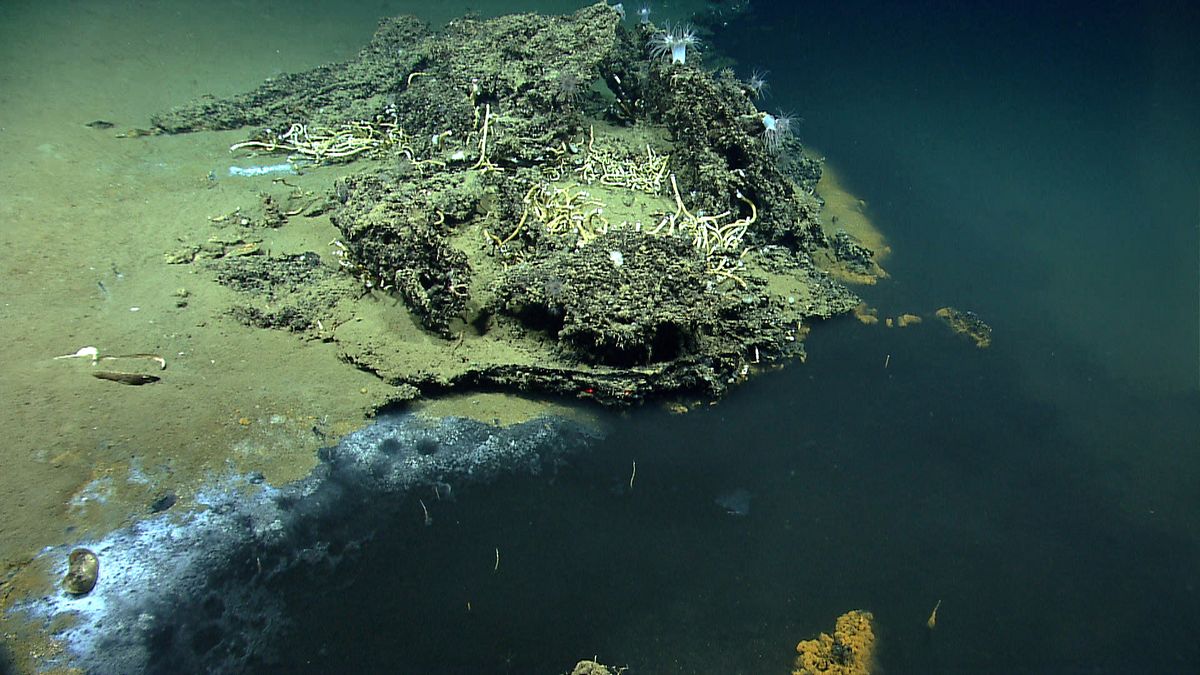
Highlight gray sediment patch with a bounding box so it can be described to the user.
[12,413,599,673]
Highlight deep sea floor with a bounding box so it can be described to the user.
[1,1,1197,673]
[260,320,1198,673]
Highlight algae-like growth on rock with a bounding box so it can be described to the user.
[793,610,877,675]
[153,2,885,406]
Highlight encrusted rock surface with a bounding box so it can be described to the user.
[154,2,879,405]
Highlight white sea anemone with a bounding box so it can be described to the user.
[761,112,793,153]
[648,23,700,65]
[746,70,769,98]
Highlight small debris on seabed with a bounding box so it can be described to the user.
[92,371,160,386]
